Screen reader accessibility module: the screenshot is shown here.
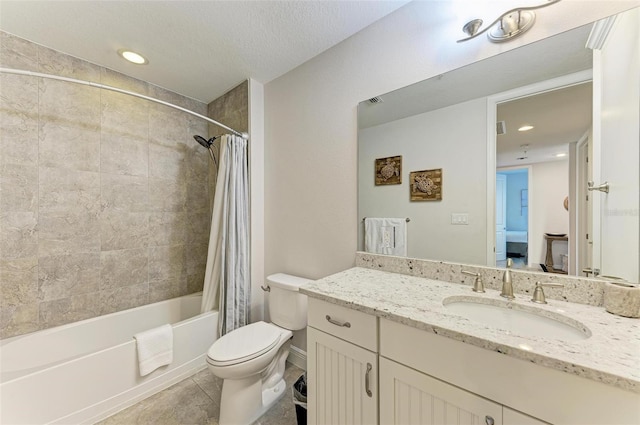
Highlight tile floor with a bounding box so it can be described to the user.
[97,362,304,425]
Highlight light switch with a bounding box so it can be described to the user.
[451,213,469,225]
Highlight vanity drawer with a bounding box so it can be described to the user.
[308,298,377,351]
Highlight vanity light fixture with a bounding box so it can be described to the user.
[117,49,148,65]
[458,0,562,43]
[518,125,534,132]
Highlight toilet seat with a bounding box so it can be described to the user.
[207,321,285,367]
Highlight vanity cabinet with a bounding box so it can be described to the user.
[380,357,503,425]
[307,299,378,425]
[307,298,639,425]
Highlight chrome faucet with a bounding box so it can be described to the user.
[462,270,485,293]
[500,258,515,299]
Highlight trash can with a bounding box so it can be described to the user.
[293,373,307,425]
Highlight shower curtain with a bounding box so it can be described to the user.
[201,134,250,337]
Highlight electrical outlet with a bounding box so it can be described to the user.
[451,213,469,225]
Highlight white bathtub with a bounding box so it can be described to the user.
[0,293,218,424]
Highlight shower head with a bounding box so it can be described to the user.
[193,135,215,149]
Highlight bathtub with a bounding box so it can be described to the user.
[0,293,218,424]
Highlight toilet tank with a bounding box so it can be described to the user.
[267,273,310,330]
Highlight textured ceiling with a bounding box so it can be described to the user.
[0,0,409,103]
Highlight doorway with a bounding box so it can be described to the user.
[496,168,530,269]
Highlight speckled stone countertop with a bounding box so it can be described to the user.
[300,267,640,393]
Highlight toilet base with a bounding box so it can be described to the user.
[218,377,286,425]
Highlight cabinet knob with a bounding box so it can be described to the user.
[485,415,495,425]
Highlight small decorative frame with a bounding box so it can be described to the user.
[375,155,402,185]
[410,168,442,201]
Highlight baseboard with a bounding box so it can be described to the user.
[287,345,307,370]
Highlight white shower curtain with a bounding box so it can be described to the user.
[200,134,250,337]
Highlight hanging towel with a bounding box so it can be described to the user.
[133,324,173,376]
[364,218,407,257]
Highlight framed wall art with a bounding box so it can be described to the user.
[410,168,442,201]
[375,155,402,185]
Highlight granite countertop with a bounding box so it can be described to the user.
[300,267,640,393]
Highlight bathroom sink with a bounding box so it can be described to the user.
[443,297,590,341]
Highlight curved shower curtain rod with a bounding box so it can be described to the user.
[0,67,248,139]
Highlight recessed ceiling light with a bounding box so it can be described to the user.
[118,49,148,65]
[518,125,534,132]
[555,153,567,158]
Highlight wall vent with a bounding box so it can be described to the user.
[496,121,507,135]
[368,96,383,104]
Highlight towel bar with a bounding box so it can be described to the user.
[362,217,410,222]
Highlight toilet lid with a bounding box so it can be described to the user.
[207,321,283,366]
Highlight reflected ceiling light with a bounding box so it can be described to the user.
[555,153,567,158]
[118,49,148,65]
[518,125,534,132]
[458,0,562,43]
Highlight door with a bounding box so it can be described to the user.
[496,174,507,262]
[380,357,502,425]
[593,8,640,282]
[307,327,378,425]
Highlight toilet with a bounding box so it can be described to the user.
[207,273,310,425]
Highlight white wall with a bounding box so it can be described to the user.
[263,1,638,352]
[530,160,570,267]
[358,98,487,265]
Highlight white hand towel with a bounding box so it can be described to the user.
[364,218,407,257]
[134,324,173,376]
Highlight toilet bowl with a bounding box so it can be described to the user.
[207,273,310,425]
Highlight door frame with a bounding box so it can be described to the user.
[485,70,593,266]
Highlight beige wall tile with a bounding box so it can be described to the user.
[99,282,149,315]
[149,277,186,303]
[39,79,100,172]
[38,253,100,301]
[38,212,100,256]
[101,68,148,94]
[0,257,38,306]
[186,212,210,246]
[0,304,40,339]
[0,212,38,259]
[100,248,148,290]
[101,173,149,212]
[37,45,101,81]
[39,292,101,327]
[149,142,187,180]
[149,178,186,212]
[0,164,38,212]
[39,167,100,215]
[186,243,208,276]
[149,212,186,247]
[0,74,38,167]
[100,132,149,177]
[149,245,186,282]
[187,271,205,294]
[100,211,149,251]
[0,31,38,71]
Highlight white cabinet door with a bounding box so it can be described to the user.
[307,327,378,425]
[503,407,549,425]
[380,357,502,425]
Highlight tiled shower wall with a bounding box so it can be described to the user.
[0,31,214,338]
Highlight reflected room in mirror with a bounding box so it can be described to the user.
[357,10,639,283]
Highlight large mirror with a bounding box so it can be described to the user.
[358,9,639,283]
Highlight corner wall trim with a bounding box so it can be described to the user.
[287,346,307,371]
